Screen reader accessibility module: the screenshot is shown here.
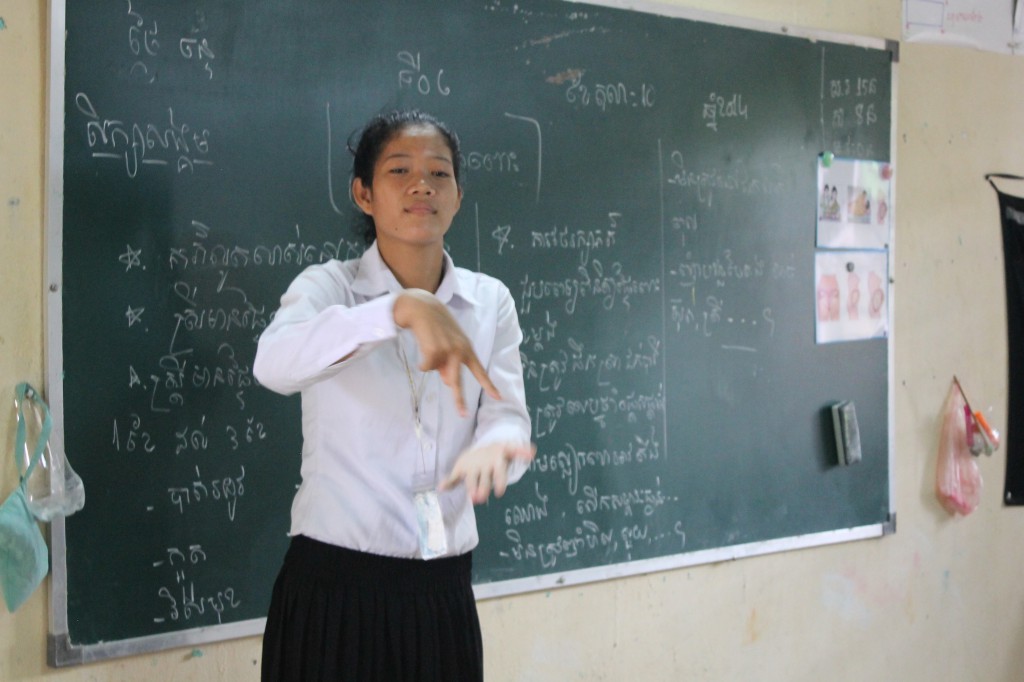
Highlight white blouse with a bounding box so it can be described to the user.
[253,242,532,559]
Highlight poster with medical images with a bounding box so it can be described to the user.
[815,250,889,344]
[816,157,892,250]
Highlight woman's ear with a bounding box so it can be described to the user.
[352,178,373,216]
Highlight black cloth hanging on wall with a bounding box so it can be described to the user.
[987,174,1024,505]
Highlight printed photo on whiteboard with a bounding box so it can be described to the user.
[816,157,892,249]
[815,250,889,344]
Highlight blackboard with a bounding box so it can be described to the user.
[46,0,894,665]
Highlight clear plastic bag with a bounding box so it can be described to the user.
[936,381,982,515]
[14,385,84,522]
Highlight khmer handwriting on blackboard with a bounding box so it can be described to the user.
[53,0,891,662]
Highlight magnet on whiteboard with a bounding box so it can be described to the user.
[831,400,862,465]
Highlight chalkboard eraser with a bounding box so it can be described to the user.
[831,401,862,466]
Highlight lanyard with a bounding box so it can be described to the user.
[396,337,434,479]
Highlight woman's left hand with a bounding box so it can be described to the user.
[440,442,536,504]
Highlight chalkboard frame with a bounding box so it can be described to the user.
[42,0,898,666]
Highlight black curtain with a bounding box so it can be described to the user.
[988,174,1024,505]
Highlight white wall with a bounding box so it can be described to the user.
[3,1,1023,679]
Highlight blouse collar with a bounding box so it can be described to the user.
[350,241,478,307]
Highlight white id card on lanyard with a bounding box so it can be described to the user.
[400,340,449,560]
[413,473,448,560]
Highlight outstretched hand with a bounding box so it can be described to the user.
[440,442,536,504]
[393,289,501,416]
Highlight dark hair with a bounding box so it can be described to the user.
[348,109,462,245]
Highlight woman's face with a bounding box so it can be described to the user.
[352,123,463,251]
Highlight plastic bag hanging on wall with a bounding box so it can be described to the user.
[986,174,1024,504]
[936,379,983,515]
[13,385,85,521]
[0,383,54,612]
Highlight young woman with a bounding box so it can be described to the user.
[254,110,534,681]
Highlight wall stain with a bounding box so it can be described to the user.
[0,17,7,31]
[744,608,762,644]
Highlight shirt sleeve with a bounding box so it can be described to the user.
[472,283,533,485]
[253,265,399,396]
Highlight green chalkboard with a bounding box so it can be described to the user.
[49,0,893,664]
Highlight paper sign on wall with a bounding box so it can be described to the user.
[904,0,1022,54]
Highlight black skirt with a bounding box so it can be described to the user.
[261,535,483,682]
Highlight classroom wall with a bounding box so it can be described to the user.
[2,0,1022,679]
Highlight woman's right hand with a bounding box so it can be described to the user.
[393,290,502,416]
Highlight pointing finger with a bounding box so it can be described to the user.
[512,443,537,462]
[438,467,462,492]
[441,356,468,417]
[474,468,492,505]
[491,460,509,499]
[465,355,502,401]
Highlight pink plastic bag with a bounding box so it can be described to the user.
[936,381,983,515]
